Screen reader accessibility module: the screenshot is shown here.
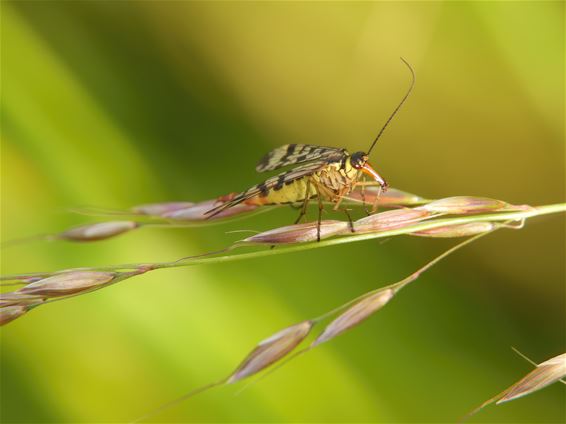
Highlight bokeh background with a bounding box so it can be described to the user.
[1,1,564,423]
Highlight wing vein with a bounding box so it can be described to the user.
[256,144,345,172]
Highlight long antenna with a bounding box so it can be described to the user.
[367,57,415,155]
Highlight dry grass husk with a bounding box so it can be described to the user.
[466,352,566,419]
[1,197,564,326]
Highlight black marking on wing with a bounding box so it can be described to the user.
[256,144,346,173]
[206,161,327,217]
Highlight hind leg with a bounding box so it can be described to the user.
[371,185,384,213]
[360,184,371,216]
[341,207,355,233]
[332,188,355,233]
[271,194,311,250]
[312,183,326,242]
[294,178,312,224]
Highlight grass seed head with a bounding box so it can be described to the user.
[131,202,194,216]
[345,187,427,206]
[0,305,29,325]
[242,221,349,244]
[469,352,566,418]
[228,320,313,383]
[59,221,139,241]
[497,353,566,404]
[17,271,115,297]
[0,292,45,307]
[162,200,259,221]
[411,222,498,238]
[354,209,431,234]
[312,289,395,347]
[419,196,511,214]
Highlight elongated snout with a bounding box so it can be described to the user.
[361,162,387,189]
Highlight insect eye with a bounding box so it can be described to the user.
[350,151,366,169]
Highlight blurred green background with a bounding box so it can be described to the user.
[1,1,564,423]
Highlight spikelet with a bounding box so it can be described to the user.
[0,305,29,325]
[17,271,116,297]
[312,289,395,347]
[241,221,349,244]
[417,196,524,214]
[344,187,427,206]
[497,353,566,404]
[468,352,566,418]
[59,221,139,241]
[411,222,499,238]
[0,292,45,307]
[131,202,194,216]
[228,321,314,383]
[354,209,432,234]
[162,200,259,221]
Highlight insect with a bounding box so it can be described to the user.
[206,59,415,241]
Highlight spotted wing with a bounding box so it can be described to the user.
[256,144,346,173]
[206,161,327,218]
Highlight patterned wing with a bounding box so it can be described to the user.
[206,161,327,217]
[256,144,346,173]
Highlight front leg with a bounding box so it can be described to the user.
[341,207,355,233]
[371,185,384,213]
[352,180,385,214]
[332,188,355,233]
[360,184,371,216]
[353,181,384,187]
[332,187,350,211]
[312,183,325,242]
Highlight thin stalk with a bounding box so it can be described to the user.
[232,229,498,403]
[311,227,496,324]
[1,203,564,281]
[152,203,565,270]
[129,230,500,422]
[131,378,227,424]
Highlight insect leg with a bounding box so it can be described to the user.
[333,188,356,233]
[371,185,383,213]
[342,207,355,233]
[354,181,383,186]
[312,183,325,242]
[333,187,348,211]
[294,178,312,225]
[359,183,371,216]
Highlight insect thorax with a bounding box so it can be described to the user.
[314,160,360,195]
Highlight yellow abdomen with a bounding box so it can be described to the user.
[249,177,319,205]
